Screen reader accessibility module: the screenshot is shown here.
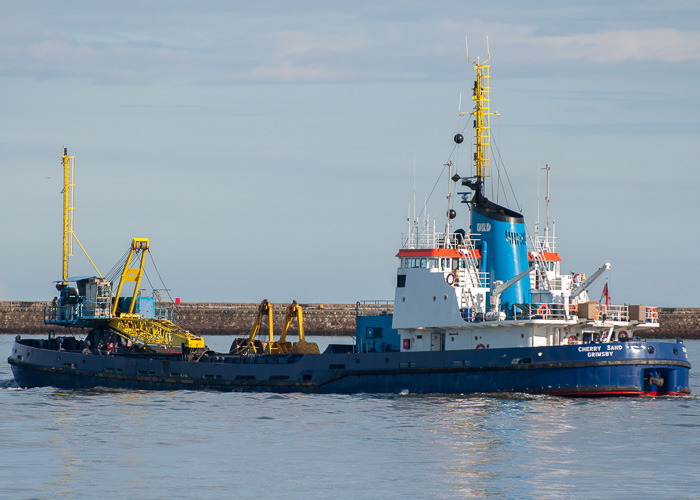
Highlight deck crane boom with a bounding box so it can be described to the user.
[571,263,611,300]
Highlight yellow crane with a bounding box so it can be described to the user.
[51,149,204,351]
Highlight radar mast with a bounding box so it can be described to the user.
[459,36,493,206]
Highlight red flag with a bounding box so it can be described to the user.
[602,282,610,307]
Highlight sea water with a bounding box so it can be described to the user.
[2,335,699,500]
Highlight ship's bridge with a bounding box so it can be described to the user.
[393,230,492,329]
[397,248,481,270]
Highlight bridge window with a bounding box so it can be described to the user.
[404,258,428,268]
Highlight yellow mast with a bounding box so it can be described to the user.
[61,148,75,284]
[459,37,492,188]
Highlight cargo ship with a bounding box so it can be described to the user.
[8,50,691,395]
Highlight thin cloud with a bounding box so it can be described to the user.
[1,4,699,85]
[537,28,700,63]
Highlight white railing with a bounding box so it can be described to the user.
[512,303,568,321]
[512,303,633,322]
[402,231,479,250]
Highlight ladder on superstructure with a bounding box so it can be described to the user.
[457,235,485,313]
[529,236,553,292]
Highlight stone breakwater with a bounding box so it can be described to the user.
[0,302,697,338]
[0,301,367,337]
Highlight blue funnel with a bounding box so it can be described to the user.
[471,197,531,308]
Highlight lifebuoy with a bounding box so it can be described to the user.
[573,273,581,284]
[476,343,485,349]
[446,273,455,285]
[537,304,550,316]
[567,335,578,345]
[619,331,628,339]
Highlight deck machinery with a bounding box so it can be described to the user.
[229,300,320,355]
[45,150,204,353]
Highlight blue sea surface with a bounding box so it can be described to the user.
[2,335,699,500]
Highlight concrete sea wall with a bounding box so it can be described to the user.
[0,301,697,338]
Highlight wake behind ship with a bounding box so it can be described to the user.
[8,48,691,396]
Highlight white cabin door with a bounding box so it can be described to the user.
[431,333,444,351]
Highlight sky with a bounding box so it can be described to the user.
[1,1,699,306]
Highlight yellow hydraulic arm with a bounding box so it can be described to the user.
[279,300,305,343]
[230,300,320,355]
[250,299,274,343]
[279,301,319,354]
[230,299,273,354]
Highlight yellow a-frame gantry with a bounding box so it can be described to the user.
[111,238,150,317]
[107,237,205,349]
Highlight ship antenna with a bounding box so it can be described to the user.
[413,153,417,242]
[544,163,550,249]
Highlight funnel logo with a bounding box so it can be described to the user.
[505,230,525,246]
[476,223,491,232]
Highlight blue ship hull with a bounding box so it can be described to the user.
[9,337,691,396]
